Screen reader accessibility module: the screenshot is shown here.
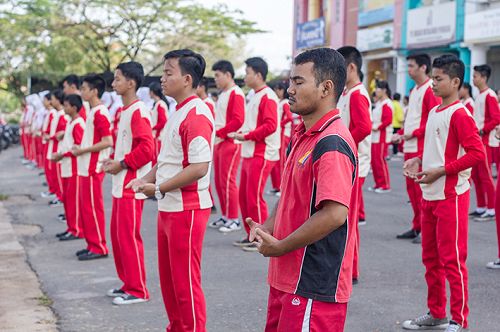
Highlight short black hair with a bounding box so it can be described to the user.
[433,54,465,89]
[116,61,144,91]
[376,80,391,97]
[52,89,64,104]
[462,82,473,97]
[163,49,206,88]
[82,74,106,98]
[393,92,401,101]
[294,48,346,102]
[273,81,289,99]
[63,94,83,111]
[212,60,235,78]
[473,64,492,81]
[407,53,432,74]
[44,92,52,101]
[63,74,80,88]
[245,57,268,81]
[337,46,362,79]
[198,77,209,91]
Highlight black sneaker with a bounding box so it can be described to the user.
[56,231,69,238]
[211,205,217,214]
[112,293,148,305]
[107,288,126,297]
[358,218,366,226]
[232,238,253,247]
[469,210,484,217]
[75,249,89,257]
[59,233,80,241]
[48,199,62,207]
[78,251,108,261]
[397,229,419,239]
[352,278,359,285]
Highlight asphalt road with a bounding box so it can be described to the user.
[0,146,498,331]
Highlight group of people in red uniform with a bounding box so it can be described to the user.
[17,45,500,332]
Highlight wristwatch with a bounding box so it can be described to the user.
[155,185,164,200]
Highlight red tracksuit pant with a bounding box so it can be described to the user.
[265,287,347,332]
[270,136,291,191]
[422,192,469,328]
[495,176,500,259]
[79,173,108,255]
[62,176,84,238]
[213,141,241,219]
[54,162,63,201]
[352,177,364,279]
[471,145,496,209]
[240,157,276,235]
[110,197,149,299]
[371,142,390,190]
[44,159,57,195]
[158,209,210,332]
[405,152,423,232]
[35,137,43,168]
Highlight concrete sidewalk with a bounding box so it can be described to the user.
[0,200,57,332]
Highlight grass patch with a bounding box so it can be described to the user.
[36,295,53,307]
[0,194,9,201]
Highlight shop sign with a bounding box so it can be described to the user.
[406,1,456,49]
[358,0,394,27]
[357,23,393,52]
[465,7,500,43]
[296,17,325,49]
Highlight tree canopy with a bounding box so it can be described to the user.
[0,0,263,111]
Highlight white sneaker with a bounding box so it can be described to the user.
[402,312,448,330]
[219,221,242,233]
[474,211,495,222]
[445,322,464,332]
[486,258,500,269]
[208,217,226,229]
[374,188,391,194]
[40,191,55,199]
[112,293,148,305]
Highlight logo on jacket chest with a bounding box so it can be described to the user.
[297,149,312,167]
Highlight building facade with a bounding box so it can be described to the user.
[293,0,500,96]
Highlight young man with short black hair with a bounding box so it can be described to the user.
[470,64,500,221]
[337,46,372,282]
[395,53,440,243]
[73,74,113,261]
[229,57,280,250]
[247,47,358,331]
[209,59,245,232]
[402,54,483,332]
[63,74,88,120]
[128,49,214,331]
[103,61,154,305]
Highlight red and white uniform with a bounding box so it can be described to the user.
[471,88,500,211]
[266,110,358,331]
[270,99,293,191]
[151,99,168,163]
[371,99,393,190]
[58,116,85,237]
[77,104,111,255]
[156,95,214,331]
[419,101,484,329]
[240,86,279,234]
[32,108,47,168]
[111,100,154,300]
[213,85,245,220]
[48,109,68,201]
[337,82,371,280]
[403,78,440,232]
[42,108,57,194]
[462,97,474,115]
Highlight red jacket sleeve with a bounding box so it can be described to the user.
[152,103,167,137]
[217,91,245,139]
[94,111,111,139]
[465,101,474,115]
[55,115,67,134]
[483,94,500,134]
[378,104,393,131]
[44,113,54,135]
[244,95,278,142]
[412,88,440,138]
[123,110,154,170]
[64,122,84,157]
[444,109,485,175]
[281,102,293,128]
[349,92,372,144]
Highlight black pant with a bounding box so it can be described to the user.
[392,127,401,155]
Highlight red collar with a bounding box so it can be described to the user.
[417,78,431,89]
[122,99,140,111]
[296,109,341,136]
[176,95,198,111]
[436,100,460,113]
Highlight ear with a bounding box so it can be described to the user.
[321,80,334,98]
[184,74,193,88]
